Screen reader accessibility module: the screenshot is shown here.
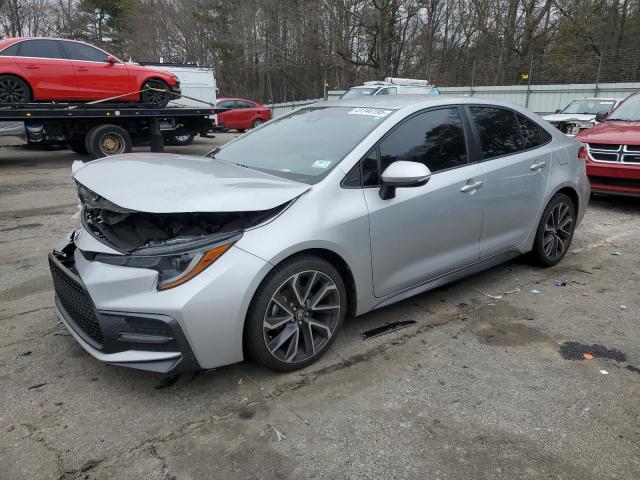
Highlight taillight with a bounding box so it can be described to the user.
[578,146,587,160]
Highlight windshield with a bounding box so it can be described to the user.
[341,87,378,98]
[561,99,617,114]
[211,106,392,183]
[608,94,640,121]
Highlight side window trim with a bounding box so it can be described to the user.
[341,105,472,189]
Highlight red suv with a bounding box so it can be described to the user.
[576,91,640,196]
[0,37,180,107]
[215,97,271,132]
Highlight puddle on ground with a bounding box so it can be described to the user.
[559,342,627,362]
[470,302,549,347]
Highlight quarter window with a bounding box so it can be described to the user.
[470,107,522,159]
[379,107,468,174]
[0,43,20,56]
[17,40,64,59]
[61,41,109,62]
[518,114,544,149]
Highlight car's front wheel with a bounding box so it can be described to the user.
[140,79,171,107]
[532,193,576,267]
[245,255,347,372]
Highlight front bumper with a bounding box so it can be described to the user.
[49,229,271,372]
[586,159,640,197]
[49,251,199,373]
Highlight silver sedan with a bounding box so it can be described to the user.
[49,95,590,373]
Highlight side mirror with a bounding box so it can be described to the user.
[595,111,608,122]
[106,55,117,64]
[555,108,562,113]
[379,161,431,200]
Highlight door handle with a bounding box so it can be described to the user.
[25,65,39,69]
[530,161,547,171]
[77,67,89,72]
[460,181,483,192]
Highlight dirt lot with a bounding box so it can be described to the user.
[1,138,640,480]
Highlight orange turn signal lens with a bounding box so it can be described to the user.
[158,243,232,290]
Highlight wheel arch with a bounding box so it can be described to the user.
[555,185,579,213]
[251,247,358,318]
[0,72,34,100]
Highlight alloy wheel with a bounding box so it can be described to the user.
[253,119,263,128]
[263,270,341,363]
[0,77,28,103]
[543,201,573,260]
[142,81,169,105]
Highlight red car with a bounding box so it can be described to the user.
[215,97,271,132]
[576,91,640,197]
[0,37,180,107]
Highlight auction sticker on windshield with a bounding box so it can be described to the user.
[348,108,392,117]
[312,160,332,169]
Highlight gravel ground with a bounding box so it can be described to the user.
[1,137,639,480]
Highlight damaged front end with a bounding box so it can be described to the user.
[549,119,595,136]
[76,182,286,290]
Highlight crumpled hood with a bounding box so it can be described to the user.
[73,153,310,213]
[543,113,595,123]
[576,121,640,144]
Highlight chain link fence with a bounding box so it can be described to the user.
[427,47,640,88]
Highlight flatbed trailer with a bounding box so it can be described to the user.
[0,103,221,158]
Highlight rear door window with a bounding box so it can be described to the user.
[470,106,522,159]
[18,40,65,59]
[61,41,109,62]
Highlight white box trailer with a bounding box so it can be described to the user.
[138,63,217,108]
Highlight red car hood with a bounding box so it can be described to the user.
[576,121,640,144]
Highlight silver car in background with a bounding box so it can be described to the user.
[49,95,590,373]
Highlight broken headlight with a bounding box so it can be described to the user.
[94,235,238,290]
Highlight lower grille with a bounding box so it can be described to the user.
[589,176,640,188]
[49,256,104,346]
[591,152,618,162]
[122,317,179,352]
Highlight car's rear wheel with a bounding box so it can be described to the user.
[532,193,576,267]
[245,255,347,372]
[85,124,132,158]
[166,134,195,146]
[0,75,31,104]
[140,79,171,107]
[251,118,264,129]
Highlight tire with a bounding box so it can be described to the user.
[68,138,88,155]
[244,255,347,372]
[140,79,171,107]
[236,128,246,133]
[0,75,31,104]
[531,193,576,267]
[251,118,264,129]
[166,134,195,146]
[85,124,132,158]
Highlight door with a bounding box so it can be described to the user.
[363,107,486,297]
[13,39,77,100]
[467,106,551,256]
[59,41,132,101]
[217,100,241,128]
[233,100,257,129]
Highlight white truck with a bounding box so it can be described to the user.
[341,77,440,99]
